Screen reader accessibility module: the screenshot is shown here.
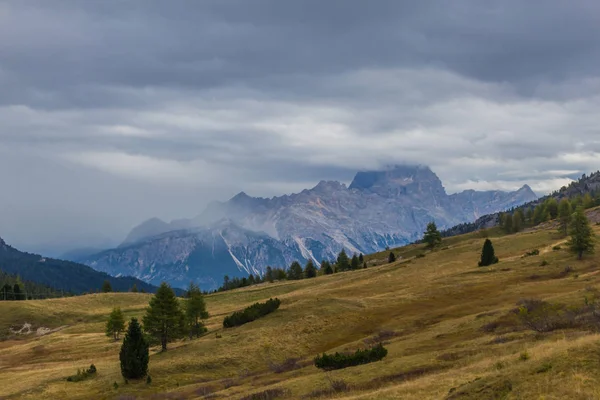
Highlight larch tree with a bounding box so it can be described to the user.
[106,307,126,341]
[185,283,209,339]
[423,222,442,248]
[143,282,185,351]
[568,206,595,260]
[557,198,573,237]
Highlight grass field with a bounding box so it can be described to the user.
[2,219,600,399]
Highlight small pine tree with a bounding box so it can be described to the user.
[119,318,149,379]
[363,261,367,269]
[288,261,304,280]
[388,252,396,263]
[185,283,209,339]
[583,193,594,209]
[265,266,274,283]
[304,260,317,278]
[143,282,185,351]
[102,280,112,293]
[546,198,559,219]
[130,284,138,293]
[336,249,350,271]
[568,206,595,260]
[478,239,499,267]
[322,261,334,275]
[557,198,573,237]
[106,307,126,341]
[350,254,360,270]
[358,253,364,263]
[423,222,442,248]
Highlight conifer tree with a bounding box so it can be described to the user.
[583,193,594,209]
[568,206,595,260]
[303,260,317,278]
[512,210,523,233]
[423,222,442,248]
[350,254,360,270]
[557,198,573,237]
[102,280,112,293]
[120,318,149,379]
[185,283,209,339]
[336,249,350,271]
[143,282,185,351]
[388,251,396,263]
[478,239,499,267]
[130,284,138,293]
[106,307,126,341]
[546,198,559,219]
[288,261,304,280]
[322,261,334,275]
[503,213,513,234]
[358,253,364,263]
[265,266,274,283]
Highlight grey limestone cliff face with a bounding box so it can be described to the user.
[82,166,537,290]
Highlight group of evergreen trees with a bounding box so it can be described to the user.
[0,270,68,300]
[108,281,210,379]
[479,204,595,266]
[218,251,368,293]
[222,298,281,328]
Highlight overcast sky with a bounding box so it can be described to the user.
[1,1,600,255]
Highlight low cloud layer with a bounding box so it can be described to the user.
[1,1,599,254]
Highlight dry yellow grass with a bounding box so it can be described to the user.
[2,222,600,399]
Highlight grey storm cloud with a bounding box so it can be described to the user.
[1,0,600,254]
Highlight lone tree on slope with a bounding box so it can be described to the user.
[143,282,185,351]
[102,279,112,293]
[423,222,442,248]
[478,239,499,267]
[106,307,126,341]
[568,206,595,260]
[388,251,396,263]
[120,318,149,379]
[185,283,209,339]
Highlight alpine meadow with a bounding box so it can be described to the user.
[3,1,600,399]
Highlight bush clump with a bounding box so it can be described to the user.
[66,364,97,382]
[524,249,540,257]
[223,298,281,328]
[314,343,388,371]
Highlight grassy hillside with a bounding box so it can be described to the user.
[2,219,600,399]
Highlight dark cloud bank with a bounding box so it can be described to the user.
[1,0,600,254]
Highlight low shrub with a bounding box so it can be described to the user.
[519,352,530,361]
[268,357,302,373]
[524,249,540,257]
[314,343,388,371]
[553,246,562,251]
[223,298,281,328]
[559,266,574,277]
[66,364,97,382]
[416,253,426,259]
[540,260,549,266]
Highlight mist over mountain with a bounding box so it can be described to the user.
[81,166,536,289]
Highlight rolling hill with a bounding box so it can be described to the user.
[1,209,600,399]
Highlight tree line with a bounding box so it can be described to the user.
[217,251,368,293]
[0,270,70,301]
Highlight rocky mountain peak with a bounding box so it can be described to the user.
[349,165,446,199]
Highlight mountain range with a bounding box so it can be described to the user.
[79,165,537,290]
